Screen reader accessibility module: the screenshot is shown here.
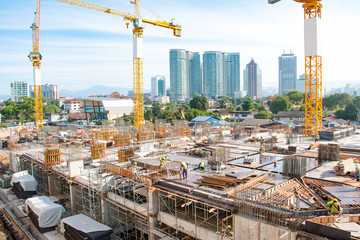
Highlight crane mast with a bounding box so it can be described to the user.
[57,0,181,131]
[29,0,43,131]
[269,0,322,136]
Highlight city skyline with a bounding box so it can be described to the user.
[1,0,360,95]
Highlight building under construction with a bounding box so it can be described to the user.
[0,121,360,240]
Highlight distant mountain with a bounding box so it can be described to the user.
[60,85,136,98]
[0,95,10,101]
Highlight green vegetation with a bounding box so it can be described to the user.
[255,111,271,119]
[189,95,209,112]
[269,95,291,114]
[0,96,59,124]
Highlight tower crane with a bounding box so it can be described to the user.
[269,0,323,136]
[28,0,43,131]
[57,0,182,130]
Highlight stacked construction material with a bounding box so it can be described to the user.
[118,148,135,163]
[195,175,240,189]
[10,171,37,199]
[25,196,65,233]
[334,159,355,176]
[44,147,62,167]
[113,133,131,147]
[60,214,112,240]
[318,143,340,161]
[283,156,306,179]
[91,143,106,159]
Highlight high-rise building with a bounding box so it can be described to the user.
[188,52,202,98]
[297,74,305,93]
[30,84,59,100]
[279,52,297,95]
[244,59,262,99]
[225,53,240,98]
[170,49,189,101]
[151,75,166,98]
[203,51,224,98]
[10,81,29,102]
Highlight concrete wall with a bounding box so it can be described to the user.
[233,215,297,240]
[158,212,231,240]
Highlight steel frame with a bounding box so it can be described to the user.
[157,190,233,238]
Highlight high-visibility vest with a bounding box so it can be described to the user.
[199,162,205,168]
[181,161,187,170]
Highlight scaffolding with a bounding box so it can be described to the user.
[157,189,233,239]
[154,119,170,139]
[195,122,211,143]
[207,147,230,171]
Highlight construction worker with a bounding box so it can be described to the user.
[159,154,167,168]
[327,199,341,216]
[132,162,140,181]
[260,136,264,146]
[179,160,188,179]
[355,160,360,180]
[198,162,205,170]
[315,133,320,142]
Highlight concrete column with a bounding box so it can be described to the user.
[47,174,57,196]
[101,198,110,225]
[69,184,76,212]
[148,187,159,240]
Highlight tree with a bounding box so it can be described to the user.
[219,99,227,109]
[123,115,134,125]
[269,95,291,114]
[253,103,265,112]
[152,103,163,119]
[43,105,60,114]
[242,97,254,111]
[286,90,303,104]
[254,111,271,119]
[144,108,153,122]
[334,109,346,119]
[207,112,220,119]
[189,96,209,111]
[185,108,205,121]
[323,93,353,110]
[144,99,153,105]
[345,103,358,121]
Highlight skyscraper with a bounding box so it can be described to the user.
[11,81,29,102]
[225,53,240,98]
[188,52,202,98]
[244,59,262,99]
[170,49,189,101]
[203,51,224,98]
[30,84,59,100]
[297,74,305,93]
[151,75,166,98]
[279,52,297,95]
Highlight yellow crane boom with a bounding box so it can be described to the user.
[28,0,43,131]
[57,0,181,130]
[269,0,322,136]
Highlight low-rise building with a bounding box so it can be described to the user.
[64,100,81,113]
[230,111,257,120]
[211,109,231,120]
[274,111,305,122]
[191,116,220,127]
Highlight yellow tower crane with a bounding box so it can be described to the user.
[28,0,43,131]
[57,0,182,130]
[269,0,322,136]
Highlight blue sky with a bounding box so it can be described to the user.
[1,0,360,95]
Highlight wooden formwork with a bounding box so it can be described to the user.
[90,143,106,159]
[44,147,62,167]
[117,148,135,163]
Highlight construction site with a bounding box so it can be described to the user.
[1,0,359,239]
[0,121,359,240]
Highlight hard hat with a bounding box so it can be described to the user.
[179,160,181,163]
[159,157,161,160]
[356,160,358,163]
[133,162,137,165]
[333,199,338,202]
